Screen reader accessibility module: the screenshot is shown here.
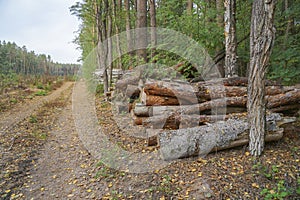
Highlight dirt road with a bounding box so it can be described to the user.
[0,82,105,199]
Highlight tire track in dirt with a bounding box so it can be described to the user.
[22,94,106,199]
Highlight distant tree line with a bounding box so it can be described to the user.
[0,40,80,76]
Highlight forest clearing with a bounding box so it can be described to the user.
[1,0,300,199]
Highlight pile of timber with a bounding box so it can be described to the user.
[114,76,299,160]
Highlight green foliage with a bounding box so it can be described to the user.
[31,131,47,140]
[29,115,38,123]
[34,90,47,96]
[96,84,104,95]
[268,0,300,85]
[252,162,300,199]
[260,180,290,200]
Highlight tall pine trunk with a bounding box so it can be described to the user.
[149,0,157,61]
[186,0,193,15]
[216,0,225,77]
[124,0,133,54]
[248,0,276,156]
[224,0,238,77]
[136,0,148,62]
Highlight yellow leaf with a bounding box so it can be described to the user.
[87,189,92,193]
[245,152,250,156]
[252,183,259,188]
[191,168,196,172]
[5,190,11,193]
[198,172,202,177]
[108,182,113,188]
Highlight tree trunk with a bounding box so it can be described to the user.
[248,0,276,156]
[112,0,122,69]
[224,0,238,77]
[216,0,225,77]
[107,1,113,86]
[136,0,148,62]
[124,0,133,54]
[149,0,157,60]
[186,0,193,15]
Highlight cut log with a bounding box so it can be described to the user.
[179,96,247,115]
[125,84,140,98]
[142,94,182,106]
[267,89,300,108]
[134,113,251,129]
[134,114,179,129]
[158,114,295,160]
[271,104,300,114]
[134,88,299,116]
[193,77,281,87]
[133,105,180,117]
[146,129,161,146]
[143,80,293,103]
[211,130,283,152]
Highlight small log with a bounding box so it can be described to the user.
[134,114,179,129]
[142,94,182,106]
[133,104,153,117]
[125,85,140,98]
[115,70,139,91]
[193,77,281,87]
[146,129,161,146]
[267,89,300,108]
[271,104,300,114]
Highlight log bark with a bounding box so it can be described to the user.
[134,88,299,116]
[193,76,280,87]
[115,74,139,91]
[211,129,283,152]
[143,80,292,102]
[125,84,140,98]
[267,89,300,108]
[134,114,179,129]
[158,114,293,160]
[141,94,196,106]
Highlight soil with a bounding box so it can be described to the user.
[0,81,299,199]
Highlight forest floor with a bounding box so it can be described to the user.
[0,80,299,200]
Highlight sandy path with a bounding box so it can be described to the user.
[1,82,107,199]
[23,98,105,199]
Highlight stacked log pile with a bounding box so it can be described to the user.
[114,76,299,160]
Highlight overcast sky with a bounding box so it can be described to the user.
[0,0,81,64]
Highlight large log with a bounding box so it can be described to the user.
[193,77,281,87]
[158,114,295,160]
[134,88,300,115]
[134,114,242,128]
[143,79,294,102]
